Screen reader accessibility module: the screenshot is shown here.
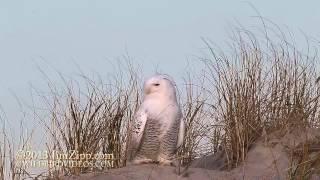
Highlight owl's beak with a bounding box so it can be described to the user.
[145,87,151,94]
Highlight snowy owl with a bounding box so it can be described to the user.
[128,74,185,166]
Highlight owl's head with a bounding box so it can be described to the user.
[143,74,177,99]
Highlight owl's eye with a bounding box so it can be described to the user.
[154,83,160,86]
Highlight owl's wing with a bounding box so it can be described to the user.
[177,115,185,149]
[128,107,147,160]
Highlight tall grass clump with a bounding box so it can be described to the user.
[34,62,142,177]
[203,22,320,170]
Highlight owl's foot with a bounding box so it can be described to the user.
[158,156,174,166]
[131,158,154,165]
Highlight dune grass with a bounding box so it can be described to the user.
[202,22,320,177]
[31,61,143,177]
[0,108,33,180]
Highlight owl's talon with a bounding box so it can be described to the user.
[132,158,154,165]
[158,157,173,166]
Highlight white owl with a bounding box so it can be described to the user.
[128,74,185,165]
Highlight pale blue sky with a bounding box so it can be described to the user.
[0,0,320,130]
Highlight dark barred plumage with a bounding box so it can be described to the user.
[135,114,181,161]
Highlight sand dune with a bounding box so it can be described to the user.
[63,128,320,180]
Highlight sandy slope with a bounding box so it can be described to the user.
[63,128,320,180]
[63,163,320,180]
[63,164,234,180]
